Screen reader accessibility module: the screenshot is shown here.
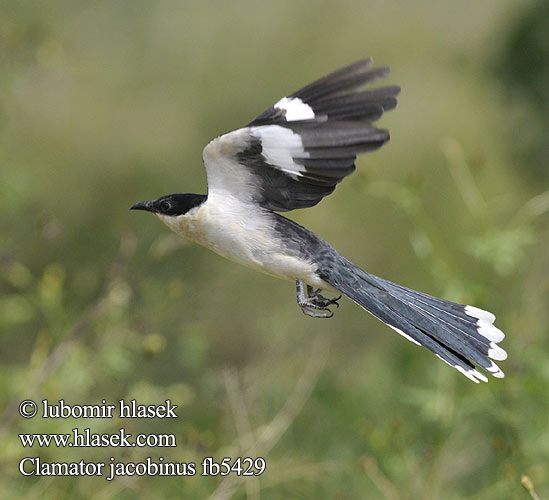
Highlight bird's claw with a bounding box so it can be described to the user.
[296,283,342,318]
[308,288,342,308]
[298,300,334,318]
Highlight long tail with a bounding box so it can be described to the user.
[318,254,507,383]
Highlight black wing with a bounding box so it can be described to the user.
[203,58,400,211]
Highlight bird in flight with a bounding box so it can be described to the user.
[132,59,507,383]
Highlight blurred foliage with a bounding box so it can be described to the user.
[494,0,549,182]
[1,1,548,499]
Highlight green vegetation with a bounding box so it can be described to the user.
[1,1,547,498]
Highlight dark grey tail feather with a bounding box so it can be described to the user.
[319,255,507,383]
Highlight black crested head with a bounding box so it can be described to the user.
[131,193,207,216]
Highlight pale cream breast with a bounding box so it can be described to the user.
[156,196,322,285]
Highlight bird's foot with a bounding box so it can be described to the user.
[296,281,341,319]
[307,287,342,308]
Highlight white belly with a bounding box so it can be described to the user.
[157,196,325,287]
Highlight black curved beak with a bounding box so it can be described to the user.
[130,200,154,212]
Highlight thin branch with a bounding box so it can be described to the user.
[224,369,260,500]
[510,190,549,227]
[521,475,545,500]
[0,233,136,435]
[207,334,329,500]
[255,334,329,454]
[362,455,401,500]
[440,137,487,219]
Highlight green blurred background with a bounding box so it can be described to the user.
[1,1,548,498]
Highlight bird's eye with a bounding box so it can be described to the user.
[160,200,172,212]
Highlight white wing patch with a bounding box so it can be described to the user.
[250,125,309,178]
[274,96,315,121]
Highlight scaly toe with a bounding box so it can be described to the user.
[298,299,335,319]
[300,306,334,319]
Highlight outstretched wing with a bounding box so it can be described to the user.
[202,58,400,212]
